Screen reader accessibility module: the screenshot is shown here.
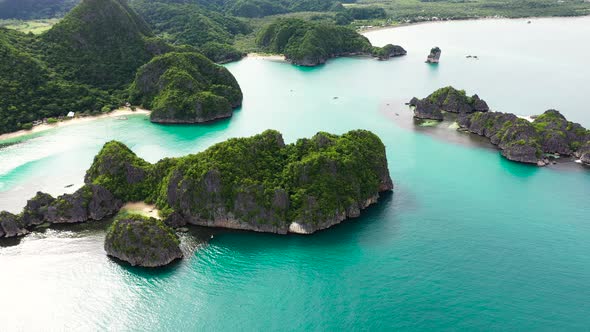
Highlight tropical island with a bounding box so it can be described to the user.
[256,18,406,66]
[409,87,590,167]
[0,129,394,265]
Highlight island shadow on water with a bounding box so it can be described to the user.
[380,99,587,174]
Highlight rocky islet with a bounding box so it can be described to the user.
[409,87,590,166]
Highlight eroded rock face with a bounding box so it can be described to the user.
[458,112,541,164]
[426,47,441,63]
[1,184,122,239]
[0,211,27,238]
[410,99,443,120]
[45,185,122,224]
[532,110,590,156]
[160,130,394,235]
[22,192,56,227]
[575,142,590,165]
[104,215,182,267]
[409,86,489,120]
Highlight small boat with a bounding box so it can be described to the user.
[116,116,128,120]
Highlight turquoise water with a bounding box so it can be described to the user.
[1,17,590,330]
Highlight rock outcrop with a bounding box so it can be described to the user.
[426,47,441,63]
[533,109,589,156]
[575,142,590,165]
[457,110,590,165]
[44,185,123,224]
[409,86,489,120]
[0,184,122,238]
[410,88,590,167]
[104,215,182,267]
[458,112,542,164]
[0,211,27,238]
[374,44,407,60]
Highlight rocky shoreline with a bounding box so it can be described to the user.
[285,44,407,67]
[1,130,394,265]
[409,87,590,167]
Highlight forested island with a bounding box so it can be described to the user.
[410,87,590,167]
[0,130,394,265]
[256,18,405,66]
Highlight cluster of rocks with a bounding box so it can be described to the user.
[0,184,122,239]
[408,86,489,120]
[409,87,590,167]
[458,110,590,166]
[426,47,442,63]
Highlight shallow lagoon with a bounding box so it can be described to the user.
[1,17,590,330]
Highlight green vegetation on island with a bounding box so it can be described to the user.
[104,214,182,267]
[256,18,403,66]
[40,0,162,90]
[130,0,250,62]
[1,129,394,240]
[84,130,393,234]
[129,52,243,123]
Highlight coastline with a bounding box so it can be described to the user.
[246,53,286,62]
[0,108,150,142]
[359,14,590,34]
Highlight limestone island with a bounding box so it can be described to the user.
[1,130,394,265]
[409,87,590,166]
[130,52,243,124]
[105,214,183,267]
[426,47,442,63]
[256,18,406,66]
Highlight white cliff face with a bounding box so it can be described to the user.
[289,222,312,234]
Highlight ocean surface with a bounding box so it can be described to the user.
[1,17,590,330]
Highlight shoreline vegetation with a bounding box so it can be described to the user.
[0,108,150,142]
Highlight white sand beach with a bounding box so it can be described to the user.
[0,108,150,141]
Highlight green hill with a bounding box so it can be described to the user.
[130,52,243,123]
[256,18,373,66]
[40,0,167,90]
[130,0,249,62]
[0,28,113,134]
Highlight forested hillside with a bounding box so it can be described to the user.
[0,0,78,19]
[0,28,114,133]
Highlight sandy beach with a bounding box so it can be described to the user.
[0,108,150,141]
[246,53,286,61]
[120,202,161,219]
